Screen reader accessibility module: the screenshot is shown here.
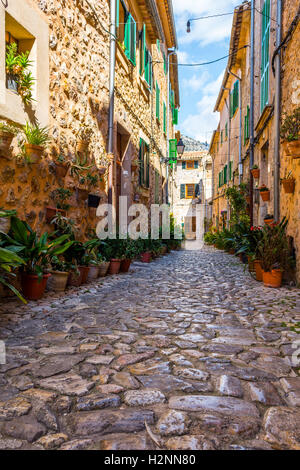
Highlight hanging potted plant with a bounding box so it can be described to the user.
[251,165,260,179]
[280,107,300,158]
[47,256,71,292]
[22,122,50,164]
[259,185,270,202]
[263,214,274,226]
[71,153,93,201]
[76,124,93,153]
[281,171,295,194]
[3,216,73,300]
[46,188,72,223]
[0,122,19,155]
[54,154,70,178]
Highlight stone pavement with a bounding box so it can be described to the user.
[0,248,300,450]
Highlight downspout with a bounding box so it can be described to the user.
[166,49,176,205]
[223,88,231,228]
[249,0,255,226]
[229,71,242,184]
[274,0,282,222]
[108,0,117,205]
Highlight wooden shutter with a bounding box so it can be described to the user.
[130,16,136,65]
[182,161,186,170]
[194,160,199,169]
[169,139,177,162]
[139,139,144,186]
[173,108,178,125]
[187,161,194,169]
[156,82,160,120]
[229,161,232,180]
[163,102,166,133]
[180,184,185,199]
[195,184,200,197]
[261,0,270,112]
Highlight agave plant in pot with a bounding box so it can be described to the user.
[22,122,50,164]
[54,154,70,178]
[3,216,73,300]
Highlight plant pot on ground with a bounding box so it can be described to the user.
[87,264,99,281]
[67,268,83,287]
[21,273,51,300]
[47,257,69,292]
[109,259,121,274]
[98,261,110,277]
[0,122,18,154]
[141,252,151,263]
[254,259,263,282]
[263,269,283,288]
[120,259,131,273]
[22,122,50,164]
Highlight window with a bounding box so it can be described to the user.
[140,24,152,88]
[139,139,150,188]
[156,82,160,121]
[180,184,198,199]
[172,108,178,125]
[244,105,250,144]
[182,160,199,170]
[157,39,160,52]
[230,80,239,118]
[117,1,136,66]
[224,164,228,184]
[163,101,166,134]
[261,0,270,112]
[144,49,152,88]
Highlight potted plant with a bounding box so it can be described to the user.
[47,256,70,292]
[67,262,83,287]
[264,214,274,226]
[281,171,295,194]
[3,216,73,300]
[120,238,136,273]
[257,218,291,288]
[0,237,27,303]
[76,124,93,153]
[22,122,50,163]
[97,253,110,277]
[0,122,19,154]
[251,165,260,179]
[46,188,72,223]
[5,43,34,105]
[281,107,300,158]
[0,208,17,234]
[259,185,270,202]
[103,239,122,274]
[54,154,70,178]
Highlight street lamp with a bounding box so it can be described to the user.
[177,138,185,156]
[187,21,191,33]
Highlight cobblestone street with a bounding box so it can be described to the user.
[0,248,300,450]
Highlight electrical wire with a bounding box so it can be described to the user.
[187,6,279,26]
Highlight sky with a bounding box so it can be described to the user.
[173,0,238,144]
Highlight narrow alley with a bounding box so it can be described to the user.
[0,248,299,450]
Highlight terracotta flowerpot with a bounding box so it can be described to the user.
[76,140,89,153]
[260,190,270,202]
[47,271,69,292]
[45,207,66,224]
[0,131,14,153]
[141,252,151,263]
[264,218,274,226]
[282,179,295,194]
[108,259,121,275]
[254,260,263,282]
[161,245,168,255]
[55,162,70,178]
[79,266,90,284]
[120,259,131,273]
[87,265,99,281]
[263,269,283,288]
[286,140,300,158]
[251,168,260,179]
[67,270,83,287]
[24,143,44,163]
[98,261,110,277]
[21,273,51,300]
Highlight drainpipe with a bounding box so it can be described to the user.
[108,0,117,205]
[166,49,176,205]
[229,71,242,184]
[223,88,231,228]
[249,0,255,226]
[274,0,282,222]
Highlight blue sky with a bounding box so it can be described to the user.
[173,0,238,144]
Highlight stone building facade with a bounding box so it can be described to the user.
[0,0,179,238]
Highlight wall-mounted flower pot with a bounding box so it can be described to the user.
[77,188,89,202]
[0,131,14,154]
[260,190,270,202]
[76,140,89,153]
[55,162,70,178]
[21,273,51,300]
[282,179,295,194]
[286,140,300,158]
[47,271,69,292]
[79,266,90,284]
[254,260,263,282]
[98,166,106,175]
[45,207,66,224]
[141,252,151,263]
[88,194,101,208]
[263,269,283,288]
[108,259,121,275]
[251,168,260,179]
[98,261,110,277]
[24,143,44,164]
[67,270,83,287]
[87,265,99,281]
[120,259,131,273]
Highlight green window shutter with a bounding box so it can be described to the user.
[224,165,228,184]
[261,0,270,112]
[156,82,160,121]
[169,139,177,163]
[246,105,250,139]
[195,184,199,197]
[229,161,232,180]
[182,161,186,170]
[124,13,130,58]
[139,138,144,186]
[221,131,223,144]
[163,52,167,75]
[116,0,120,27]
[140,24,146,75]
[225,122,228,138]
[218,172,221,187]
[155,170,160,204]
[180,184,185,199]
[194,160,199,169]
[124,14,136,65]
[157,39,160,52]
[163,102,166,134]
[146,144,149,188]
[173,108,178,125]
[244,114,247,145]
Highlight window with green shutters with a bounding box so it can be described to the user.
[169,139,177,165]
[139,139,149,188]
[261,0,270,112]
[172,108,178,125]
[182,161,186,170]
[225,122,228,139]
[244,105,250,144]
[229,161,232,180]
[163,102,166,134]
[156,82,160,121]
[224,164,228,184]
[155,170,160,204]
[124,13,136,66]
[230,81,239,118]
[180,184,198,199]
[163,52,167,75]
[221,131,223,145]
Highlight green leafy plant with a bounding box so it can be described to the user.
[22,122,50,146]
[0,121,19,135]
[52,188,72,211]
[0,245,26,303]
[5,43,35,105]
[224,185,247,223]
[259,185,269,192]
[281,107,300,142]
[257,218,292,272]
[86,172,98,188]
[70,153,93,181]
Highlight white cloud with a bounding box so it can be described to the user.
[181,71,210,93]
[180,72,224,142]
[177,50,190,64]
